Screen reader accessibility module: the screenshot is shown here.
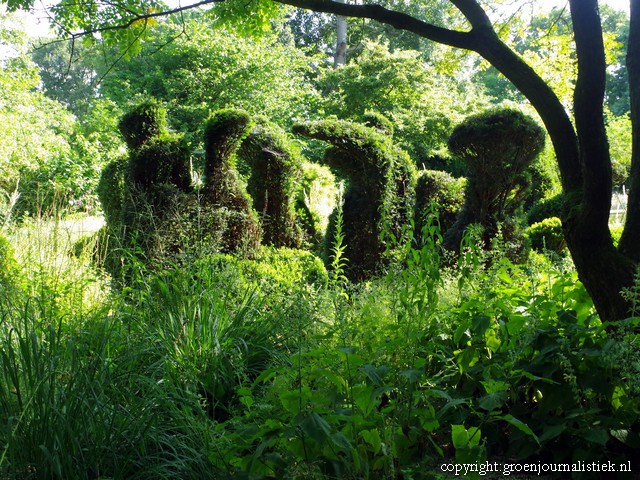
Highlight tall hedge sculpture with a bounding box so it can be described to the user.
[443,108,546,257]
[202,109,261,254]
[238,119,304,248]
[293,119,416,281]
[97,104,262,280]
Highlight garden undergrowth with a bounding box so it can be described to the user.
[0,212,639,479]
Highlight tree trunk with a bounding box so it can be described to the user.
[334,0,347,67]
[619,0,640,261]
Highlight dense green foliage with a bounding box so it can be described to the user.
[413,169,466,247]
[0,15,120,217]
[97,18,319,143]
[444,109,546,259]
[1,213,639,478]
[1,2,638,477]
[239,119,305,248]
[294,118,416,280]
[317,42,490,166]
[527,216,567,255]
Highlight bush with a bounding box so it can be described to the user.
[239,119,304,248]
[527,216,566,254]
[527,192,564,225]
[444,108,546,259]
[293,119,416,281]
[413,169,466,243]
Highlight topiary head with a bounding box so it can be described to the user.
[448,108,546,181]
[118,101,168,150]
[204,109,253,170]
[361,110,394,136]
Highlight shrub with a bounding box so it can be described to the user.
[96,156,126,230]
[413,169,466,243]
[117,100,168,150]
[527,192,564,225]
[527,216,567,254]
[444,108,546,258]
[239,119,304,248]
[126,136,191,192]
[293,119,416,281]
[202,109,261,253]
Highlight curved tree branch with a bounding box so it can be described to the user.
[276,0,475,49]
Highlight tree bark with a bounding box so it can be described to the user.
[619,0,640,261]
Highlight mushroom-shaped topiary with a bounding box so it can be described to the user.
[443,108,545,257]
[294,119,416,281]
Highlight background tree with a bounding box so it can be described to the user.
[318,41,490,166]
[97,17,320,146]
[1,14,116,216]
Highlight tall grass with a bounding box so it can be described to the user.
[0,212,224,478]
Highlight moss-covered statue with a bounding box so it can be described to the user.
[238,119,304,248]
[293,118,416,281]
[442,108,546,259]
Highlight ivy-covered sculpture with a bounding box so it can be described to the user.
[293,119,416,281]
[443,108,546,257]
[201,109,261,254]
[238,119,303,248]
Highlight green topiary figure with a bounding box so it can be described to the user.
[413,169,466,244]
[96,156,126,230]
[361,110,394,136]
[293,119,416,281]
[238,119,304,248]
[527,217,567,255]
[118,101,168,150]
[127,136,192,193]
[443,108,545,258]
[202,109,261,254]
